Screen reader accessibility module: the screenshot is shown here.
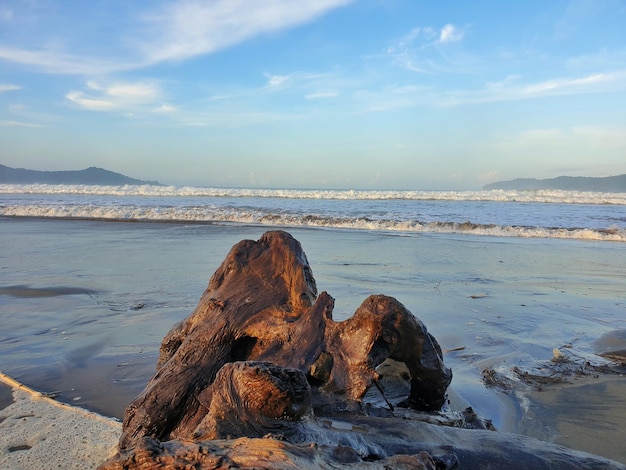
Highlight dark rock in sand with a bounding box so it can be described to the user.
[483,344,626,395]
[101,231,626,469]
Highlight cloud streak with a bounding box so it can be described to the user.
[0,45,137,75]
[0,1,351,75]
[66,80,163,111]
[0,83,20,92]
[140,0,352,64]
[334,68,626,116]
[265,74,291,87]
[439,24,464,43]
[305,91,339,100]
[438,71,626,106]
[387,23,467,74]
[520,72,623,95]
[0,120,43,128]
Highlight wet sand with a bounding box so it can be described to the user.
[523,375,626,464]
[519,338,626,463]
[0,381,13,409]
[1,217,625,464]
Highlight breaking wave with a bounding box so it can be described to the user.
[2,203,624,242]
[2,184,626,205]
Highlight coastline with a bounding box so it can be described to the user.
[0,372,121,469]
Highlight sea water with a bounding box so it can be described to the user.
[1,184,626,462]
[1,184,625,240]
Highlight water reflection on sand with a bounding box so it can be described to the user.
[1,218,625,463]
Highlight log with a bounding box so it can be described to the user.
[118,230,451,450]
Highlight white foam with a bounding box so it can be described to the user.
[2,203,624,241]
[2,184,626,205]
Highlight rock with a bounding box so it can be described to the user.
[100,231,626,469]
[483,345,626,394]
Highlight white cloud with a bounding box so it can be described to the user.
[0,1,351,75]
[346,67,625,114]
[259,71,334,96]
[0,83,20,92]
[85,80,103,91]
[485,75,521,89]
[304,90,339,100]
[0,45,136,75]
[439,71,626,106]
[392,27,421,51]
[0,120,43,128]
[139,0,352,64]
[439,24,464,43]
[265,74,290,87]
[66,80,161,111]
[0,46,143,75]
[152,104,177,113]
[106,82,159,100]
[65,91,118,111]
[388,23,468,73]
[520,71,625,96]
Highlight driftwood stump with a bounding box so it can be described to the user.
[117,230,451,451]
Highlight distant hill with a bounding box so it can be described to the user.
[483,174,626,192]
[0,164,161,186]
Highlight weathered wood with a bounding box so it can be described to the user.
[117,230,451,451]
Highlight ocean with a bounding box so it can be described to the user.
[1,184,626,462]
[1,184,625,240]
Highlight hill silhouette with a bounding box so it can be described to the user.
[483,174,626,192]
[0,164,161,186]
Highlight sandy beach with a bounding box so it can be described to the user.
[1,217,625,466]
[0,372,120,469]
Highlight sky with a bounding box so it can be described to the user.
[1,0,625,190]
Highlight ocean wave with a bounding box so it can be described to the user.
[1,184,626,205]
[2,204,624,242]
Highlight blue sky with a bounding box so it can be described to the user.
[1,0,625,189]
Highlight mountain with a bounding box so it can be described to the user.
[0,164,162,186]
[483,174,626,192]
